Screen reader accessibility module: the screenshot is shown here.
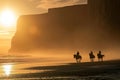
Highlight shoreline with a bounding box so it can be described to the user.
[2,60,119,80]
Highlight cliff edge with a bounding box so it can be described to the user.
[9,0,120,53]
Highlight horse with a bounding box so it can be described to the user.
[97,51,104,62]
[74,52,82,63]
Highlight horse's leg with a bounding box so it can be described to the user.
[76,59,78,63]
[98,58,100,62]
[101,58,103,62]
[93,58,94,62]
[90,58,93,62]
[77,59,80,63]
[79,59,80,63]
[90,58,92,62]
[92,58,94,62]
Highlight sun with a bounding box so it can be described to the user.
[0,9,17,28]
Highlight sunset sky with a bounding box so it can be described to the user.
[0,1,119,78]
[0,0,87,18]
[0,0,87,53]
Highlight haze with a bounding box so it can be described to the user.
[0,0,120,61]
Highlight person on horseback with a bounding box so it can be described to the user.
[97,51,104,62]
[89,51,95,62]
[74,51,82,63]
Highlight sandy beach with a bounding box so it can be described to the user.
[0,60,119,80]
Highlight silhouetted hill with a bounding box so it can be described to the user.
[9,0,120,53]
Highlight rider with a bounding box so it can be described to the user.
[97,51,104,62]
[89,51,95,62]
[74,51,82,63]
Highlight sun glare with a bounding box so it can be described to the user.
[2,64,13,76]
[0,9,17,28]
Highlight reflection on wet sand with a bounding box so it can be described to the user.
[0,58,120,80]
[2,63,13,76]
[0,56,70,80]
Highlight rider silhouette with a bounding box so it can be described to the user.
[74,51,82,63]
[97,51,104,62]
[89,51,95,62]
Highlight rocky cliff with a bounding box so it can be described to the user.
[9,0,120,53]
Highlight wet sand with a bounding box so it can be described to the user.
[2,60,120,80]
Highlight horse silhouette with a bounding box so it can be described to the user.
[89,51,95,62]
[74,51,82,63]
[97,51,104,62]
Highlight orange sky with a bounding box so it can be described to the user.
[0,0,87,16]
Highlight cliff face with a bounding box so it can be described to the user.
[9,0,120,53]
